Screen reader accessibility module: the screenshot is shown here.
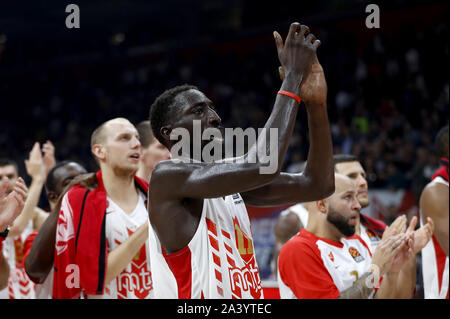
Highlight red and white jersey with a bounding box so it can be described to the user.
[359,224,382,255]
[89,191,153,299]
[278,229,373,299]
[148,193,263,299]
[420,175,449,299]
[0,221,36,299]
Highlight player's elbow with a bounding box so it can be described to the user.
[24,257,47,284]
[307,173,335,200]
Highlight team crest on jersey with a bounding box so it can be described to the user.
[348,247,364,263]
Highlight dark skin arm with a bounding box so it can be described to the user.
[150,23,321,254]
[242,54,334,206]
[24,173,97,283]
[420,182,448,255]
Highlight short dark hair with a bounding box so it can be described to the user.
[149,84,198,146]
[333,154,358,165]
[0,158,19,174]
[435,125,449,158]
[136,121,155,148]
[45,160,72,194]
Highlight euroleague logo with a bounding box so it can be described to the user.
[348,247,365,263]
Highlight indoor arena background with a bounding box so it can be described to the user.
[0,0,448,299]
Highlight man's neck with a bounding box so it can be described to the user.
[101,166,137,203]
[136,165,152,183]
[306,215,343,243]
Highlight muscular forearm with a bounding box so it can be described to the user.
[0,251,9,290]
[9,177,45,237]
[249,73,301,173]
[104,222,149,285]
[302,104,334,197]
[394,258,416,299]
[338,272,374,299]
[24,207,59,283]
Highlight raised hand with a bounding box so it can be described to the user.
[0,177,28,230]
[273,22,321,94]
[278,53,327,107]
[409,216,434,254]
[42,141,56,177]
[371,233,409,276]
[382,215,407,240]
[25,142,46,181]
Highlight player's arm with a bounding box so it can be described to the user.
[103,222,148,286]
[339,234,409,299]
[151,23,321,201]
[0,177,28,231]
[24,202,60,283]
[25,173,97,283]
[242,54,334,206]
[420,183,448,255]
[9,143,47,237]
[0,247,9,290]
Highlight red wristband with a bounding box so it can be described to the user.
[277,90,301,104]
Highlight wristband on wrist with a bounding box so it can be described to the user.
[277,90,301,104]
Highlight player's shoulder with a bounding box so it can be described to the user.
[280,230,320,258]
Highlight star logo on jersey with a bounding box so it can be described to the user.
[349,247,365,263]
[328,251,334,262]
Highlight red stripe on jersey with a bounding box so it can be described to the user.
[222,230,231,239]
[432,235,447,293]
[224,243,233,254]
[206,218,217,236]
[227,255,236,267]
[209,235,219,251]
[213,253,221,267]
[215,269,223,282]
[162,245,192,299]
[217,286,224,296]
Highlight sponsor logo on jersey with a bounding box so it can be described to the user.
[349,247,365,263]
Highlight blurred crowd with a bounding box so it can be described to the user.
[0,1,448,211]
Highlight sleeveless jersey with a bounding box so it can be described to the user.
[420,171,449,299]
[0,221,36,299]
[148,193,263,299]
[89,191,153,299]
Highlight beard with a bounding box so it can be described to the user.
[326,206,356,237]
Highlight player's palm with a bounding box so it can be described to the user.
[279,54,327,106]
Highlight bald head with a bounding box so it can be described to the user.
[91,118,133,148]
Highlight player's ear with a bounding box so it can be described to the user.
[47,191,58,204]
[92,144,106,162]
[316,199,328,215]
[160,125,172,141]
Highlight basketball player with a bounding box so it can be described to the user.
[1,177,28,290]
[420,125,449,299]
[147,22,335,299]
[52,118,153,299]
[0,175,28,231]
[0,142,55,299]
[275,154,433,297]
[23,161,87,298]
[135,120,171,182]
[277,173,423,299]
